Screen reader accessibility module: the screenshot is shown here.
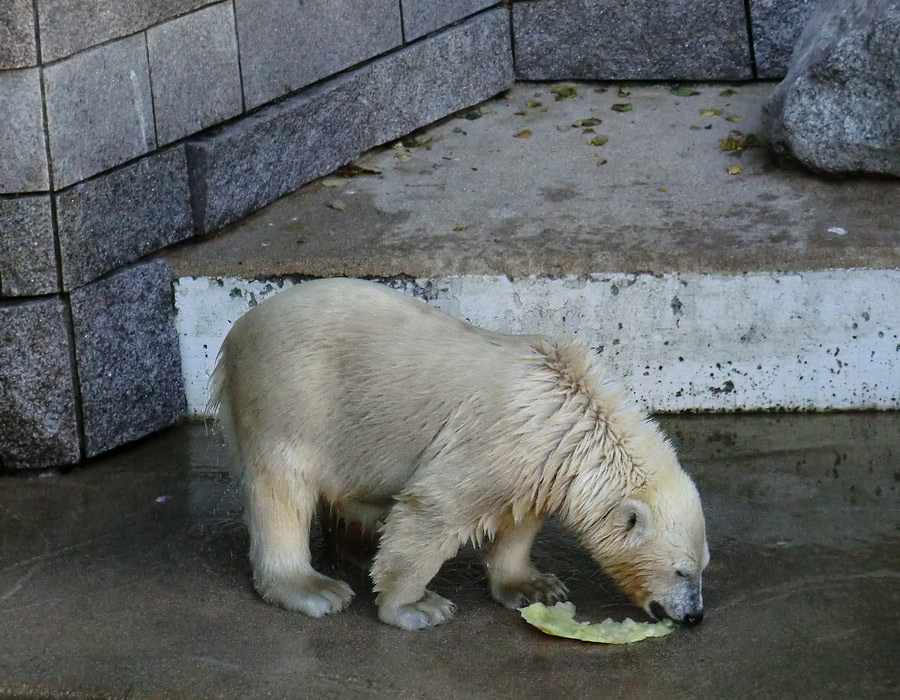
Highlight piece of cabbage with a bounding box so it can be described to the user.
[520,601,675,644]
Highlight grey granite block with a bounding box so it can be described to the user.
[750,0,820,78]
[0,195,58,296]
[188,8,513,233]
[235,0,403,109]
[0,296,80,470]
[402,0,499,40]
[69,260,185,458]
[0,0,37,68]
[513,0,753,80]
[148,2,242,145]
[36,0,214,63]
[43,34,156,189]
[0,68,49,193]
[56,148,193,290]
[763,0,900,177]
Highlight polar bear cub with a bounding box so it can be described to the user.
[211,278,708,630]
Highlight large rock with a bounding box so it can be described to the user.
[763,0,900,177]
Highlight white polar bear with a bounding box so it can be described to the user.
[211,278,709,630]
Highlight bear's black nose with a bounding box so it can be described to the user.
[682,610,704,626]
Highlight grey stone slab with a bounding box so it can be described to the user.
[187,9,513,233]
[401,0,499,40]
[69,260,185,458]
[763,0,900,177]
[513,0,753,80]
[0,68,49,193]
[235,0,402,109]
[0,296,80,469]
[43,34,156,189]
[56,147,193,290]
[36,0,214,63]
[750,0,820,78]
[0,0,37,68]
[0,195,58,296]
[148,2,243,145]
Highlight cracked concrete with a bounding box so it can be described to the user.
[1,414,897,699]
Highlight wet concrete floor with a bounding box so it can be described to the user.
[1,413,898,699]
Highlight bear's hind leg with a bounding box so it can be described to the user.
[245,457,354,617]
[483,512,568,609]
[370,501,460,630]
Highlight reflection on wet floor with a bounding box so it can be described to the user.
[1,413,898,699]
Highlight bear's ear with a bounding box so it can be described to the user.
[617,498,653,541]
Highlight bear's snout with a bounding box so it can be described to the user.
[648,580,704,626]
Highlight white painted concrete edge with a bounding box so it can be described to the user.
[174,272,900,416]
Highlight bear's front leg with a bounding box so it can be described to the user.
[483,512,568,609]
[370,500,460,630]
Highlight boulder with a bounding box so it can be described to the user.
[763,0,900,177]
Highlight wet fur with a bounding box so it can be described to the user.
[211,278,707,629]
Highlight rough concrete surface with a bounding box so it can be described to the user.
[166,82,900,280]
[0,415,897,698]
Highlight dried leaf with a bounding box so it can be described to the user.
[557,125,571,132]
[726,114,743,122]
[611,103,632,112]
[719,131,761,151]
[328,199,347,211]
[727,165,742,175]
[670,86,701,97]
[514,110,527,116]
[572,117,602,127]
[617,87,631,97]
[657,187,668,193]
[582,127,596,134]
[526,99,543,108]
[551,85,578,100]
[719,89,736,97]
[589,135,609,146]
[514,129,532,138]
[321,177,348,188]
[700,108,722,117]
[402,134,432,148]
[336,163,382,178]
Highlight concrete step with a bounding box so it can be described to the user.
[164,82,900,416]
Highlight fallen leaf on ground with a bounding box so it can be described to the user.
[526,99,543,108]
[726,114,743,122]
[658,187,668,192]
[719,89,736,97]
[617,87,631,97]
[453,226,467,231]
[611,103,632,112]
[514,129,532,138]
[402,134,432,148]
[514,110,527,116]
[557,125,571,132]
[328,200,346,211]
[551,85,578,100]
[464,111,482,120]
[336,163,382,178]
[573,118,602,127]
[589,135,609,146]
[670,86,701,96]
[727,165,742,175]
[719,131,761,151]
[700,108,722,117]
[320,177,348,188]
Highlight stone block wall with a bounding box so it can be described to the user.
[1,1,822,469]
[1,1,511,470]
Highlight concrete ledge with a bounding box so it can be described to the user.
[175,272,900,416]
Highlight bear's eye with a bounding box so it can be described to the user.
[675,570,687,578]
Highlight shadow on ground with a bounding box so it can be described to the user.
[1,414,898,699]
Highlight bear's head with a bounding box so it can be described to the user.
[567,421,709,626]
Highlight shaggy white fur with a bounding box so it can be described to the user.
[211,278,708,630]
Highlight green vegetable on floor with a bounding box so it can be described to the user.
[520,602,675,644]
